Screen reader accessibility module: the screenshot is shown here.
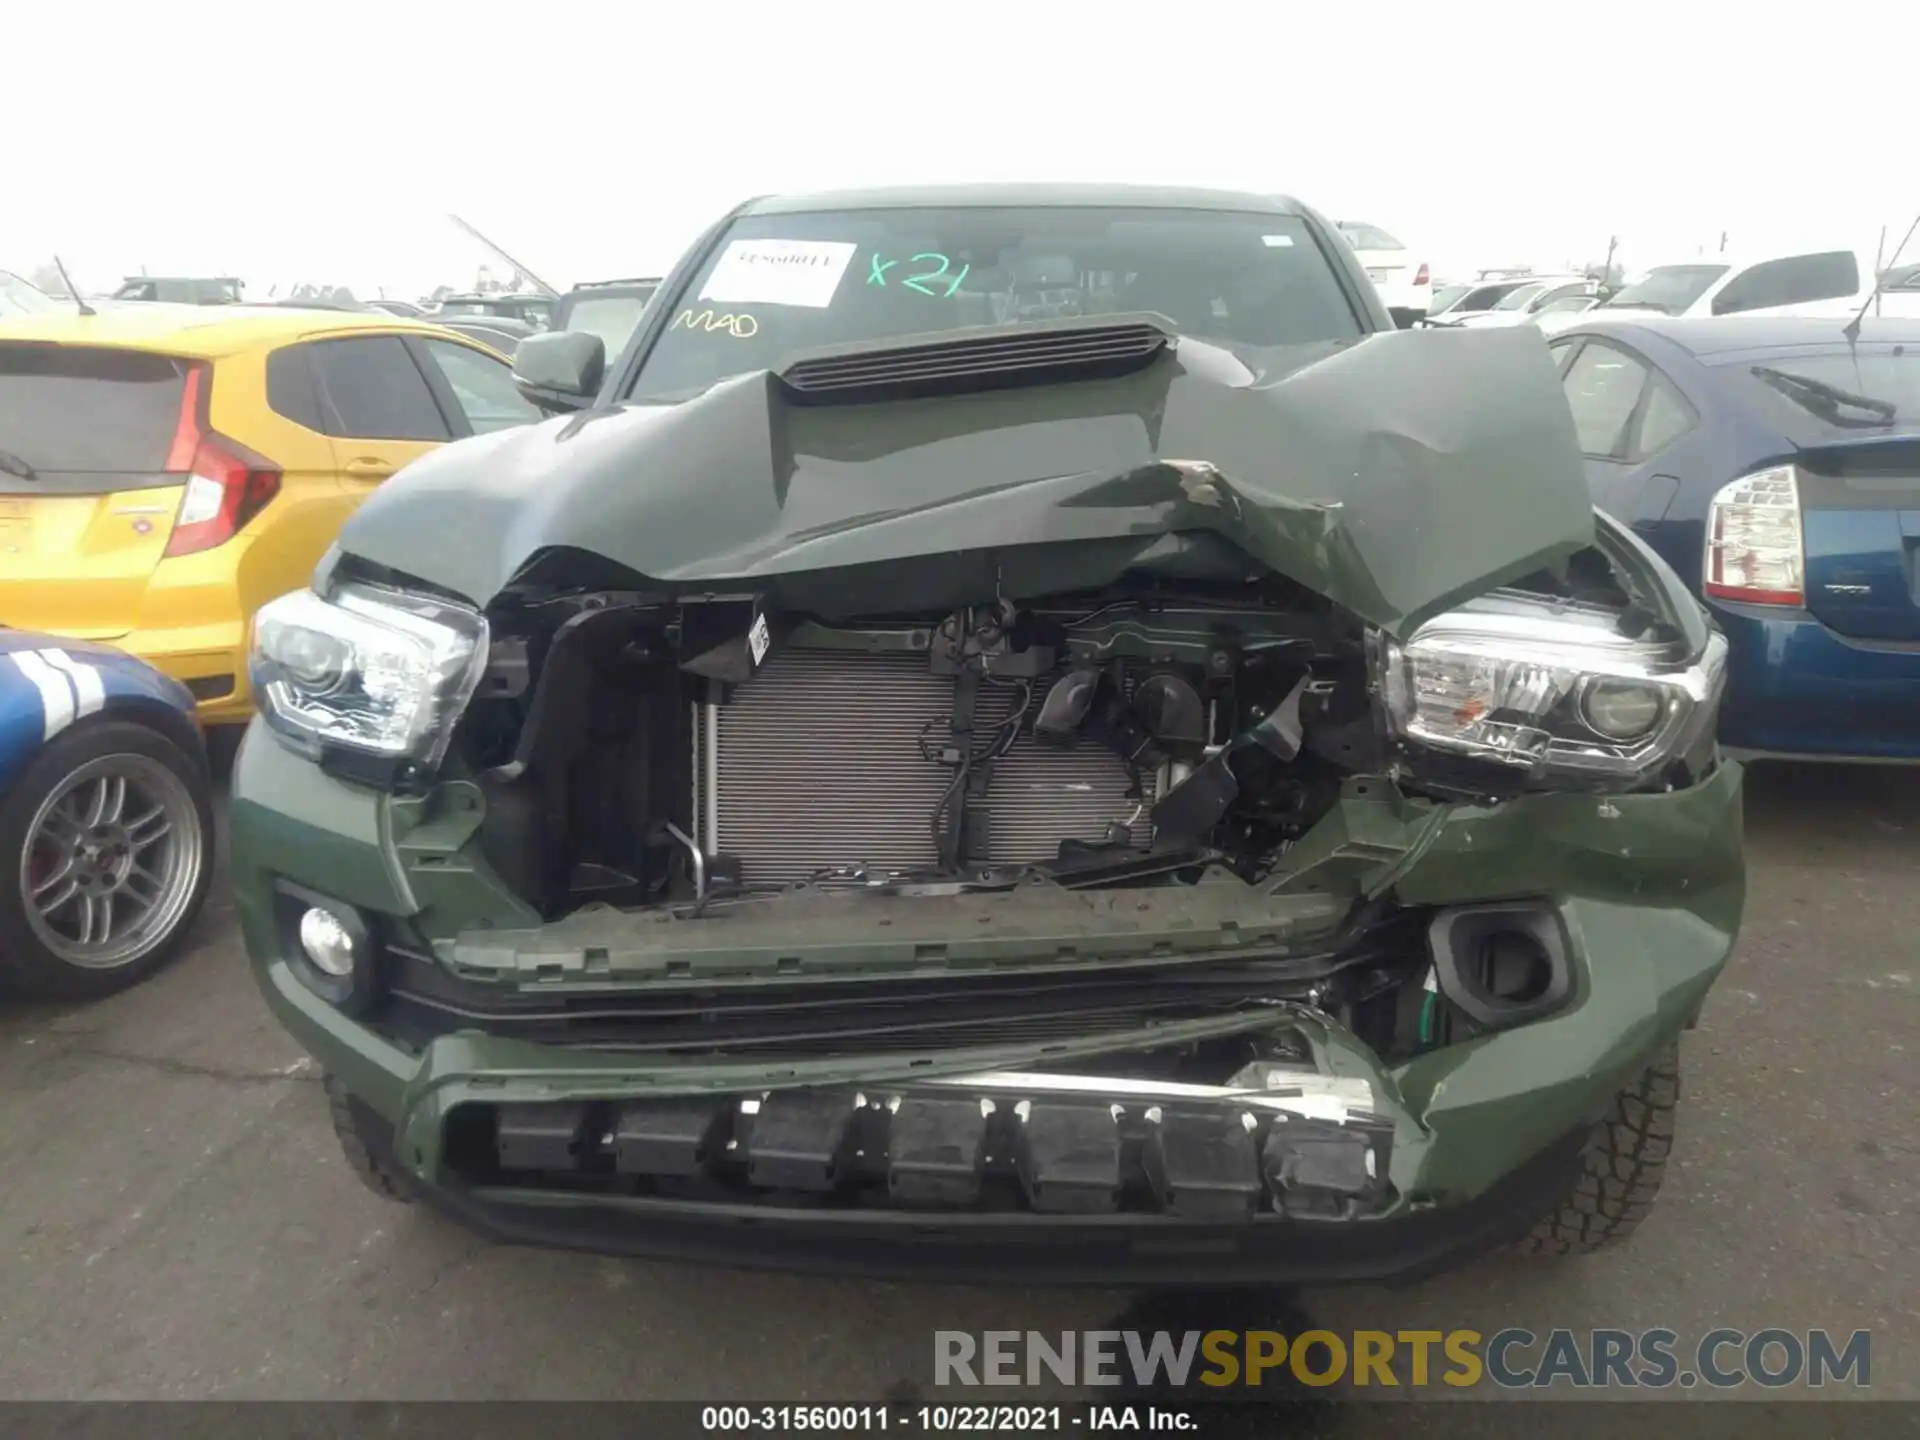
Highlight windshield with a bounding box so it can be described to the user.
[1429,283,1471,313]
[562,292,655,358]
[1492,282,1549,311]
[1721,348,1920,438]
[0,272,56,316]
[629,206,1364,402]
[1602,264,1728,314]
[1533,294,1597,316]
[1440,281,1527,315]
[1337,222,1403,251]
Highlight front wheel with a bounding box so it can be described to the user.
[1518,1046,1679,1255]
[0,718,215,1001]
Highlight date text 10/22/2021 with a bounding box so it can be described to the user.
[699,1405,1198,1432]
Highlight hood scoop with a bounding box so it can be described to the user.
[776,315,1173,404]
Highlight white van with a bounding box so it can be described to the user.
[1542,247,1920,331]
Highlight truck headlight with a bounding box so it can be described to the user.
[250,583,488,771]
[1376,589,1726,787]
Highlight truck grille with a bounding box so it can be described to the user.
[694,647,1150,887]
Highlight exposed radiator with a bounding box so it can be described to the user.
[694,647,1151,887]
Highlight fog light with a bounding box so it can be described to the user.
[1580,678,1663,740]
[299,907,356,977]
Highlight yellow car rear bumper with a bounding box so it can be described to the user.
[23,531,317,730]
[113,621,254,727]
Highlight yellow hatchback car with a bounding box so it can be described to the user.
[0,304,540,735]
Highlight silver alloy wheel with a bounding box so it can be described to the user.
[19,753,205,970]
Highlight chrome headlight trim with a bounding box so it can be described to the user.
[1375,588,1726,787]
[249,582,489,771]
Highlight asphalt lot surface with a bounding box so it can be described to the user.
[0,762,1913,1407]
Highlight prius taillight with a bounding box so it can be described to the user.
[1704,465,1805,607]
[163,363,282,558]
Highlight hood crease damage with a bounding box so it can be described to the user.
[337,326,1596,639]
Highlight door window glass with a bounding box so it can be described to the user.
[308,337,451,441]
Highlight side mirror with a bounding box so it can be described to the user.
[512,330,605,413]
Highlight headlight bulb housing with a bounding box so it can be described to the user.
[250,582,489,781]
[1376,589,1726,789]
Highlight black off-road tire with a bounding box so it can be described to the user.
[1518,1045,1679,1255]
[326,1075,416,1204]
[0,717,216,1002]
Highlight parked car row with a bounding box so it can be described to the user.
[0,182,1905,1302]
[0,301,547,998]
[1434,273,1603,327]
[1546,311,1920,760]
[425,278,663,359]
[432,291,556,329]
[1346,233,1920,335]
[0,305,540,736]
[1428,276,1536,319]
[112,276,245,305]
[1555,246,1920,326]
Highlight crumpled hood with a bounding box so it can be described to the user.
[337,325,1594,639]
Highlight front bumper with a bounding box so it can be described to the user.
[1713,598,1920,760]
[232,724,1745,1284]
[327,1071,1592,1286]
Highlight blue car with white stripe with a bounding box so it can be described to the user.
[0,630,214,999]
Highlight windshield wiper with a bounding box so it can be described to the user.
[1599,299,1670,314]
[1751,365,1896,428]
[0,449,38,482]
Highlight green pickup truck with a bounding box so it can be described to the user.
[230,183,1741,1286]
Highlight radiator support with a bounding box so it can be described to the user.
[692,647,1154,888]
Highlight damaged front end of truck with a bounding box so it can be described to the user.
[230,320,1743,1284]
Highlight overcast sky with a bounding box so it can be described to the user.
[6,0,1914,298]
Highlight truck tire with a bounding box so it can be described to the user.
[325,1075,415,1204]
[1519,1045,1678,1255]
